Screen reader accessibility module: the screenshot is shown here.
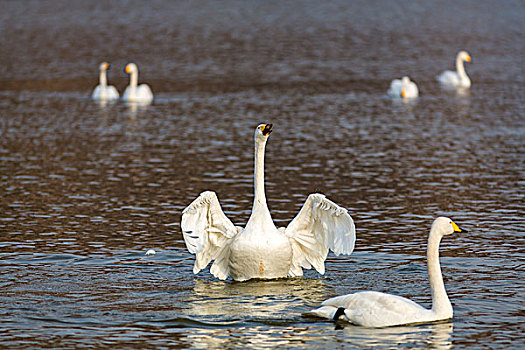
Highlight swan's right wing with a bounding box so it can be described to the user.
[181,191,240,279]
[284,194,356,276]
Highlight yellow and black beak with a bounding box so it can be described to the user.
[260,123,273,136]
[466,55,472,63]
[451,221,468,233]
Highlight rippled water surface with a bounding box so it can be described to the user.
[1,1,524,348]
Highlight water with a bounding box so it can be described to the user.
[1,1,524,348]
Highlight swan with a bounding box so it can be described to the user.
[387,76,419,99]
[91,62,119,101]
[437,51,472,88]
[181,123,356,281]
[308,217,467,327]
[123,63,154,104]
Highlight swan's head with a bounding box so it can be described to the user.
[125,63,139,74]
[99,62,110,71]
[432,217,468,237]
[458,51,471,63]
[255,123,273,142]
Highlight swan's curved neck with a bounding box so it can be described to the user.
[99,70,107,87]
[129,71,138,89]
[456,57,467,80]
[427,230,452,317]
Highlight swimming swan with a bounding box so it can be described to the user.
[437,51,472,88]
[308,217,467,327]
[91,62,119,101]
[181,123,356,281]
[123,63,154,104]
[388,76,419,99]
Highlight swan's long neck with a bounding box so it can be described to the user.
[244,134,275,233]
[253,138,269,213]
[99,69,107,87]
[129,70,138,89]
[456,56,468,80]
[427,230,453,317]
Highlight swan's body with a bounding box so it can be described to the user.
[123,63,153,104]
[91,62,119,101]
[182,124,356,281]
[388,76,419,99]
[437,51,472,88]
[309,217,467,327]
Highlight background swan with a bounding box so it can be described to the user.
[123,62,154,104]
[387,76,419,98]
[437,51,472,88]
[181,123,356,281]
[308,217,467,327]
[91,62,119,101]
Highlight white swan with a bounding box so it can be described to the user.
[91,62,119,101]
[123,63,153,104]
[308,217,467,327]
[181,124,356,281]
[437,51,472,88]
[388,76,419,99]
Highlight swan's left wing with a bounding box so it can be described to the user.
[181,191,240,279]
[284,194,355,276]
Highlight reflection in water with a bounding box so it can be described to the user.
[188,278,329,320]
[183,326,305,350]
[338,322,453,350]
[126,101,151,119]
[182,318,453,350]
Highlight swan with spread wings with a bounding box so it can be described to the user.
[181,123,356,281]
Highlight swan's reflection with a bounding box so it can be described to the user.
[183,325,312,350]
[97,99,108,108]
[336,321,453,349]
[181,317,453,350]
[125,101,151,120]
[390,96,418,118]
[453,87,470,97]
[187,278,329,319]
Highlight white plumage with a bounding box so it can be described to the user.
[308,217,467,327]
[388,76,419,99]
[437,51,472,89]
[123,62,154,104]
[181,124,356,281]
[91,62,119,101]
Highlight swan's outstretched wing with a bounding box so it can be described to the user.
[181,191,240,279]
[284,194,355,276]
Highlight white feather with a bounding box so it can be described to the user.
[285,194,356,276]
[181,191,239,277]
[181,124,356,281]
[437,51,472,89]
[92,62,119,101]
[387,76,419,99]
[309,217,466,327]
[123,62,154,104]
